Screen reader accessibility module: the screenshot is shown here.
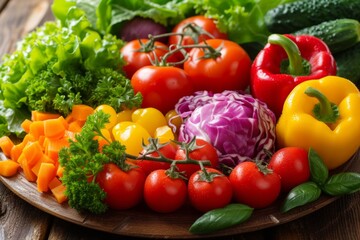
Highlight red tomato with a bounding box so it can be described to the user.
[131,66,194,114]
[229,161,281,209]
[137,143,177,176]
[96,163,146,210]
[183,39,251,92]
[144,169,187,213]
[121,39,179,78]
[169,15,228,50]
[268,147,310,192]
[188,168,233,212]
[174,139,219,178]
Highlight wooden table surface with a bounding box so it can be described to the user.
[1,0,360,239]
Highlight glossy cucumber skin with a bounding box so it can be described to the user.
[265,0,360,33]
[294,19,360,54]
[335,43,360,87]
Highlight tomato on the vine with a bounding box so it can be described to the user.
[268,147,310,192]
[121,39,179,78]
[131,66,194,114]
[183,39,251,92]
[144,168,187,213]
[174,138,219,178]
[96,163,146,210]
[137,143,177,176]
[229,161,281,209]
[188,168,232,212]
[168,15,228,49]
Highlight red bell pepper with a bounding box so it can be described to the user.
[250,34,337,119]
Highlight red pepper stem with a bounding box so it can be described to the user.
[304,87,339,123]
[268,34,304,76]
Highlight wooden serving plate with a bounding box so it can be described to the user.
[0,151,359,239]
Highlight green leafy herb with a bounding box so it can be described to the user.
[189,204,253,234]
[323,172,360,196]
[308,147,329,186]
[59,110,127,214]
[281,181,321,213]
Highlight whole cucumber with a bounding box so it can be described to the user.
[294,19,360,54]
[265,0,360,33]
[335,43,360,87]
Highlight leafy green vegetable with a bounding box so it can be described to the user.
[51,0,297,45]
[59,110,127,214]
[0,6,141,136]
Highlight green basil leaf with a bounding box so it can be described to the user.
[323,172,360,196]
[309,148,329,186]
[189,204,253,234]
[281,181,321,213]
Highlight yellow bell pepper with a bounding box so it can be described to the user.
[276,76,360,170]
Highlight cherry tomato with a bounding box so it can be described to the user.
[94,104,118,130]
[229,161,281,209]
[168,15,228,50]
[131,107,167,137]
[268,147,310,192]
[121,39,178,78]
[131,66,194,114]
[96,163,146,210]
[188,168,232,212]
[112,121,151,156]
[184,39,251,92]
[137,143,177,176]
[174,139,219,178]
[144,169,187,213]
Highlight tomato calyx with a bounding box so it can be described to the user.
[196,162,224,183]
[165,162,187,181]
[254,160,274,176]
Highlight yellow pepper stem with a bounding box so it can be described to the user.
[304,87,339,123]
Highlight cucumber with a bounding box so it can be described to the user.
[294,19,360,54]
[335,43,360,87]
[265,0,360,33]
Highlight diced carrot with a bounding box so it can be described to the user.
[21,155,37,182]
[29,121,45,140]
[31,159,42,176]
[64,130,76,141]
[43,118,66,139]
[22,141,43,168]
[10,143,25,162]
[21,119,32,133]
[51,183,67,203]
[22,134,36,145]
[44,137,70,162]
[48,177,62,190]
[0,160,20,177]
[56,165,64,178]
[37,162,57,192]
[31,111,61,121]
[68,120,83,133]
[0,136,15,158]
[70,104,94,122]
[57,116,69,130]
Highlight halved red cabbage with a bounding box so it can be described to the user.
[176,90,276,167]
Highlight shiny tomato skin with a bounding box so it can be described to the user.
[188,168,233,212]
[121,39,178,78]
[131,66,194,114]
[174,139,219,178]
[268,147,310,192]
[184,39,251,92]
[169,15,228,49]
[137,143,177,176]
[96,163,146,210]
[144,169,187,213]
[229,161,281,209]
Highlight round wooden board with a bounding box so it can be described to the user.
[1,151,359,239]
